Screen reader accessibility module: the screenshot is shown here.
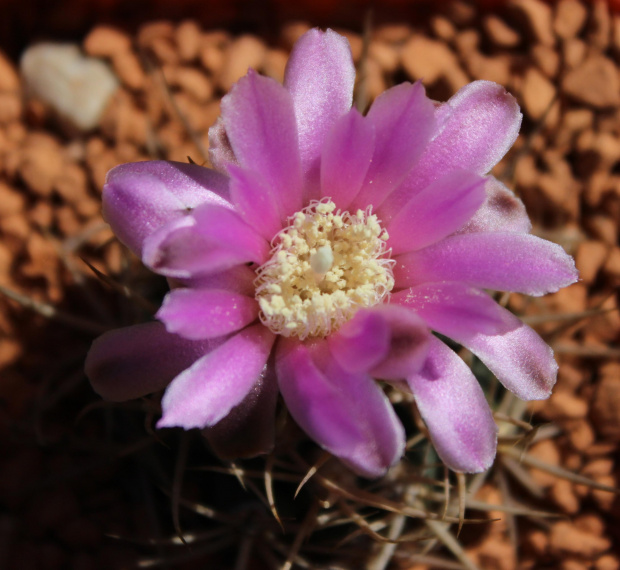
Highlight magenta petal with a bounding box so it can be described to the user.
[158,324,275,429]
[143,203,269,278]
[457,177,532,235]
[202,365,278,459]
[174,265,257,296]
[207,117,238,174]
[382,81,522,220]
[393,283,506,337]
[221,69,303,219]
[394,233,578,295]
[399,286,558,400]
[103,161,230,257]
[328,309,391,373]
[157,289,258,340]
[285,28,355,200]
[228,165,283,241]
[329,305,430,380]
[407,337,497,473]
[85,322,214,402]
[320,108,375,209]
[351,82,436,211]
[386,170,486,254]
[276,339,405,478]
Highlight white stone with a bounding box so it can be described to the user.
[20,43,119,131]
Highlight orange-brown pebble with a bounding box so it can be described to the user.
[528,439,561,487]
[563,56,620,108]
[521,67,557,121]
[262,49,288,83]
[554,0,588,39]
[545,390,589,420]
[280,21,312,50]
[483,15,521,48]
[368,41,400,74]
[402,35,468,93]
[567,420,596,452]
[175,20,202,62]
[550,478,580,513]
[111,52,147,91]
[0,50,20,91]
[84,26,132,57]
[595,554,620,570]
[549,521,611,557]
[0,182,25,217]
[592,363,620,441]
[509,0,556,46]
[217,35,267,92]
[430,16,456,42]
[575,240,608,284]
[562,38,587,70]
[588,0,612,50]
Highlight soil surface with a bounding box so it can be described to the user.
[1,1,619,569]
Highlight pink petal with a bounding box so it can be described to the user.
[329,305,430,380]
[407,337,497,473]
[285,28,355,200]
[399,285,558,400]
[457,177,532,235]
[228,165,283,241]
[350,82,436,212]
[276,339,405,478]
[143,203,270,279]
[393,282,505,337]
[202,365,278,459]
[320,108,375,209]
[386,170,486,254]
[157,289,259,340]
[221,69,303,220]
[85,321,215,402]
[173,265,257,296]
[394,233,578,295]
[158,324,275,429]
[103,161,230,257]
[381,81,522,221]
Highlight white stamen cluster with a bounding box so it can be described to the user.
[255,199,394,339]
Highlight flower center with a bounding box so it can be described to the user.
[254,199,394,339]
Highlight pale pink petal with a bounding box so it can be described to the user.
[157,289,259,340]
[399,285,558,400]
[85,321,216,402]
[320,108,375,209]
[221,69,303,220]
[285,28,355,200]
[393,282,506,336]
[386,170,486,254]
[228,165,283,241]
[350,82,436,211]
[276,339,405,478]
[329,305,430,380]
[158,324,275,429]
[202,365,278,459]
[143,203,270,279]
[172,265,257,296]
[457,177,532,235]
[381,81,522,221]
[407,337,497,473]
[394,233,578,295]
[103,161,230,257]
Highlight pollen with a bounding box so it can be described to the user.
[254,199,395,339]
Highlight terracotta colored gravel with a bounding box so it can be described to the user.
[1,1,619,569]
